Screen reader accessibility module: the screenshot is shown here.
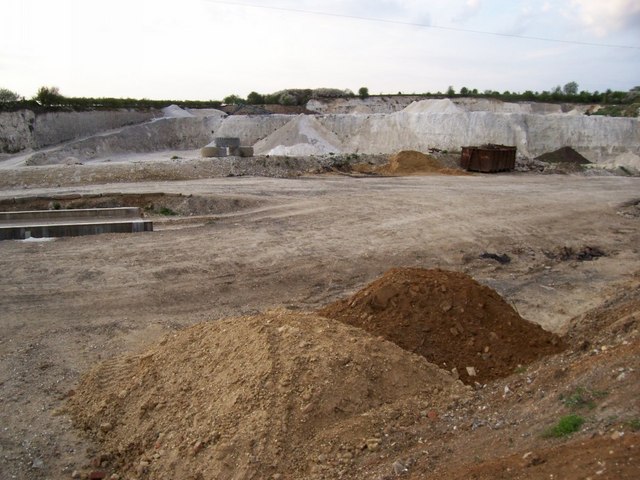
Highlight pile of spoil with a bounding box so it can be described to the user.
[317,268,565,385]
[355,150,469,176]
[67,310,470,480]
[535,146,591,165]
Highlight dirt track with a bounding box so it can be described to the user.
[1,173,639,479]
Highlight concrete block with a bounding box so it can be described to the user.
[201,146,228,157]
[238,146,254,157]
[214,137,241,148]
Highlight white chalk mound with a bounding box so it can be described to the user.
[403,99,463,114]
[162,105,195,118]
[253,115,344,156]
[601,151,640,172]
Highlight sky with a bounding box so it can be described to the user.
[1,0,639,100]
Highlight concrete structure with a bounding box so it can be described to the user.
[201,137,254,158]
[0,207,153,240]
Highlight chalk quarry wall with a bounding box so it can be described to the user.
[316,112,640,159]
[0,109,159,153]
[3,101,639,165]
[26,116,224,165]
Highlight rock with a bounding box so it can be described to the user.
[480,252,511,264]
[610,431,624,440]
[136,460,149,475]
[71,471,81,479]
[366,438,381,451]
[99,422,113,433]
[191,440,203,456]
[31,458,44,469]
[466,366,477,377]
[521,451,544,467]
[392,460,408,475]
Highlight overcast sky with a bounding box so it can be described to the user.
[2,0,639,100]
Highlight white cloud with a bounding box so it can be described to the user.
[571,0,640,36]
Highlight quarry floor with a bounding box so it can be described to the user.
[0,172,639,479]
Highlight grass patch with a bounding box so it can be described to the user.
[627,419,640,431]
[560,387,608,410]
[543,415,585,438]
[158,207,178,216]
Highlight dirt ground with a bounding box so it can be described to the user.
[0,164,639,479]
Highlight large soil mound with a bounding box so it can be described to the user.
[317,268,564,385]
[67,310,469,480]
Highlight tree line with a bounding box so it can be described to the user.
[1,83,638,115]
[0,86,222,112]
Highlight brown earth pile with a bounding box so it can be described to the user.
[355,150,469,176]
[535,146,591,164]
[66,310,470,480]
[317,268,565,385]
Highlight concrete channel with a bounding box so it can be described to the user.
[0,207,153,240]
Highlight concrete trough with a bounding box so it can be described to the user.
[0,207,143,222]
[0,207,153,241]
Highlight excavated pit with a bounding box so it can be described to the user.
[0,193,263,218]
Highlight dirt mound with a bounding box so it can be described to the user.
[535,146,591,164]
[317,268,564,385]
[356,150,468,176]
[66,310,469,480]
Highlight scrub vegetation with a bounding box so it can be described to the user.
[0,83,638,117]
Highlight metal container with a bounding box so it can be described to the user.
[461,145,516,173]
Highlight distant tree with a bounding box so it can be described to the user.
[0,88,21,103]
[563,81,579,96]
[358,86,369,99]
[34,86,64,105]
[459,86,469,96]
[246,91,265,105]
[625,86,640,102]
[223,94,245,105]
[446,85,455,97]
